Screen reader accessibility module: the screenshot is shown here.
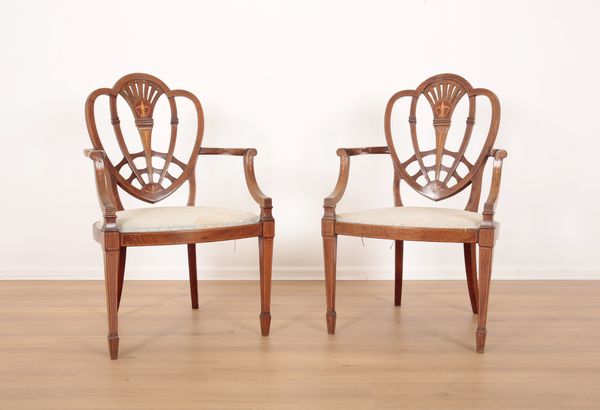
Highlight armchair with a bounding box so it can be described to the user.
[84,74,274,359]
[322,74,506,353]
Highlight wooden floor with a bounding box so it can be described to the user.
[1,280,599,409]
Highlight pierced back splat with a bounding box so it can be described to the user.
[85,73,204,205]
[384,74,500,208]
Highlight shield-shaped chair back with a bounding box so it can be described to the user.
[85,73,204,207]
[384,73,500,211]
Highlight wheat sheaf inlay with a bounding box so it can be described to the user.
[120,79,163,122]
[434,100,451,118]
[424,80,465,120]
[135,100,152,118]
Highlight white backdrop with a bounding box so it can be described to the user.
[1,0,599,280]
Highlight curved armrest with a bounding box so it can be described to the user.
[199,147,252,156]
[336,146,389,156]
[323,146,389,215]
[481,148,508,227]
[199,147,273,221]
[83,149,118,231]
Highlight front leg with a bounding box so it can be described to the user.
[258,236,273,336]
[323,231,337,334]
[476,227,495,353]
[102,231,121,360]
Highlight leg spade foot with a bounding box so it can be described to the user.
[108,335,119,360]
[476,328,487,353]
[260,312,271,336]
[326,310,337,334]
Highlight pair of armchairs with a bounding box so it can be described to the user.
[85,73,506,360]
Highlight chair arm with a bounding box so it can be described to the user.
[323,146,389,213]
[336,146,389,156]
[481,148,508,227]
[199,147,253,156]
[198,147,273,220]
[83,149,119,231]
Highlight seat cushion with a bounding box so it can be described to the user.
[97,206,260,233]
[336,206,483,229]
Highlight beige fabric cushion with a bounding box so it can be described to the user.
[336,206,483,229]
[97,206,260,233]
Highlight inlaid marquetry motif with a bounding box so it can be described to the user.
[85,73,205,204]
[135,100,152,118]
[119,79,162,124]
[434,100,451,118]
[384,73,500,204]
[424,79,465,120]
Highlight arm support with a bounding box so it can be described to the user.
[199,147,273,220]
[481,148,508,226]
[323,146,389,215]
[83,149,119,231]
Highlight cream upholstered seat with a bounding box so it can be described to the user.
[336,206,484,229]
[96,206,260,233]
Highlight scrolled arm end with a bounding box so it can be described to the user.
[336,148,351,157]
[490,148,508,160]
[83,148,105,161]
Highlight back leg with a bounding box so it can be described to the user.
[187,244,199,309]
[117,247,127,310]
[463,243,479,314]
[394,240,404,306]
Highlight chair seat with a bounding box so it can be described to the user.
[96,206,260,233]
[336,206,484,229]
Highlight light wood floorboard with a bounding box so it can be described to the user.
[0,280,599,409]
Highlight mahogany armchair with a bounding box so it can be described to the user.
[322,74,507,352]
[84,73,274,360]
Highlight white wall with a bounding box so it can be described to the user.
[1,0,599,280]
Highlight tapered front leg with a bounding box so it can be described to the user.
[187,244,199,309]
[323,234,337,334]
[102,232,121,360]
[476,228,495,353]
[394,240,404,306]
[463,243,479,314]
[258,236,273,336]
